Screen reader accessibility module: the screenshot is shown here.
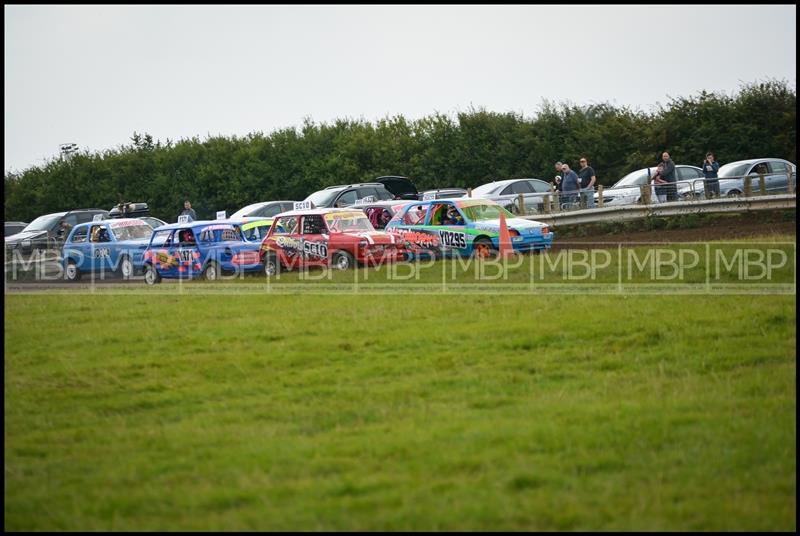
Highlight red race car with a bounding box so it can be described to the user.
[261,208,403,275]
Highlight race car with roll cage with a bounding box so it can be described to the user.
[62,218,154,281]
[141,220,264,284]
[354,200,416,230]
[384,198,554,258]
[260,207,403,276]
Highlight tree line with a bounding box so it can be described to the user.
[4,79,795,222]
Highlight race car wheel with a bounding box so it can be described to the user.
[65,260,81,282]
[332,250,354,271]
[473,237,496,259]
[203,261,219,281]
[144,264,161,285]
[726,190,742,198]
[263,253,281,277]
[118,255,135,280]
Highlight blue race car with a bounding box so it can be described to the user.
[142,220,264,284]
[385,198,554,257]
[62,218,154,281]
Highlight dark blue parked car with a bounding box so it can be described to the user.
[62,218,153,281]
[142,220,264,284]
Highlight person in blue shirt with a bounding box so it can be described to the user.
[560,163,581,208]
[702,152,721,198]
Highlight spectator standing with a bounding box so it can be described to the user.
[577,157,597,208]
[553,161,564,192]
[560,163,581,208]
[651,163,668,203]
[702,152,720,198]
[179,200,197,222]
[659,152,678,201]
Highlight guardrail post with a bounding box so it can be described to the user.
[788,170,795,194]
[597,184,604,208]
[758,173,766,195]
[744,175,753,197]
[703,178,711,199]
[544,194,551,213]
[555,191,562,212]
[467,188,472,198]
[517,193,525,215]
[579,189,587,209]
[640,184,651,205]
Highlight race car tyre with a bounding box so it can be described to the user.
[118,255,135,280]
[726,190,742,198]
[332,250,354,271]
[144,264,161,285]
[263,253,281,277]
[65,260,81,282]
[472,237,497,259]
[203,261,219,281]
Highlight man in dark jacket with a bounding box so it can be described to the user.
[179,200,197,222]
[660,152,678,201]
[702,152,721,198]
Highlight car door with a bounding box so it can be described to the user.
[388,202,438,255]
[148,229,177,277]
[677,167,704,197]
[65,225,91,273]
[300,214,329,267]
[527,179,552,212]
[766,161,789,192]
[434,202,469,256]
[87,223,114,273]
[269,215,302,270]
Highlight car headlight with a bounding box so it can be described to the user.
[21,239,31,248]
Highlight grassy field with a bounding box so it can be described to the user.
[4,239,797,530]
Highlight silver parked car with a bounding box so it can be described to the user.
[229,201,297,219]
[716,158,797,197]
[470,178,554,214]
[596,165,704,206]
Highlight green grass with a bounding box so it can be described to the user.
[5,291,796,530]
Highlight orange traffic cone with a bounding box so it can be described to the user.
[499,210,513,258]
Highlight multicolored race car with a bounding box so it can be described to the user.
[62,218,154,281]
[385,198,554,257]
[142,220,264,284]
[261,208,402,275]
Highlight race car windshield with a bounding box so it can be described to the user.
[110,224,153,241]
[325,213,374,232]
[459,204,514,222]
[23,213,66,232]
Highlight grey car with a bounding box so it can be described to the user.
[470,178,554,214]
[715,158,797,197]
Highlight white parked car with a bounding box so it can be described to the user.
[470,178,554,214]
[596,165,704,206]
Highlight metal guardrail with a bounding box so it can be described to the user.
[518,193,796,227]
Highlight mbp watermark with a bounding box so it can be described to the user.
[5,241,795,295]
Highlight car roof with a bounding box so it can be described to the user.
[150,220,228,231]
[72,218,147,229]
[356,200,414,208]
[273,207,369,217]
[5,221,28,225]
[721,158,793,166]
[224,217,272,225]
[323,182,385,190]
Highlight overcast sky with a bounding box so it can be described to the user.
[4,4,796,173]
